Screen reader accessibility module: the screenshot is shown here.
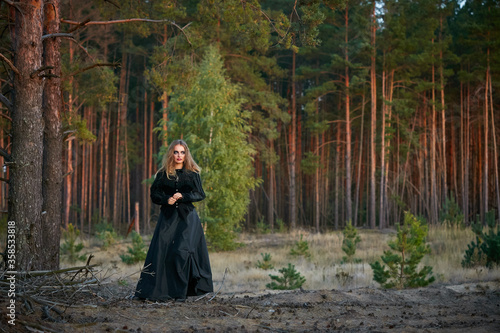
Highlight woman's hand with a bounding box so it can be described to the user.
[173,193,183,200]
[168,197,177,205]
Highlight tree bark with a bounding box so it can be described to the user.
[9,0,45,271]
[42,0,62,269]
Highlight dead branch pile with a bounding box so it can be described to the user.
[0,255,109,324]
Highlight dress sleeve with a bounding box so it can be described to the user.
[180,172,206,203]
[150,171,172,205]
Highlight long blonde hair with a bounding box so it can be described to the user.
[161,139,201,178]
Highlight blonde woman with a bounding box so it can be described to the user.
[135,139,213,301]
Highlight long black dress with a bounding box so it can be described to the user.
[135,168,213,301]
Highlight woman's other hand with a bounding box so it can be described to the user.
[168,197,177,205]
[173,193,183,200]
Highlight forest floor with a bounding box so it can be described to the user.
[2,231,500,332]
[2,280,500,332]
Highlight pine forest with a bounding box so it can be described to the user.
[0,0,499,267]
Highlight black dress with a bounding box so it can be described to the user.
[134,168,213,301]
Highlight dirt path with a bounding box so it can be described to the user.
[2,281,499,332]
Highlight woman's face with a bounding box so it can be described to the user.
[173,144,186,166]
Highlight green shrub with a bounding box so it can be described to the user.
[256,218,270,234]
[289,234,311,258]
[370,211,435,289]
[266,263,306,290]
[341,220,361,263]
[256,253,274,270]
[120,232,147,265]
[60,223,87,264]
[95,222,119,249]
[439,196,465,227]
[462,211,500,268]
[275,218,287,233]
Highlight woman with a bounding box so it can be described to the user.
[135,139,213,301]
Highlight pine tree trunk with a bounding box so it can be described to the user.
[344,7,352,223]
[288,50,297,230]
[483,61,489,223]
[334,127,341,230]
[379,68,387,229]
[369,1,377,229]
[354,90,366,227]
[9,0,45,271]
[439,16,448,199]
[488,67,500,222]
[42,0,62,269]
[430,56,439,224]
[268,139,275,231]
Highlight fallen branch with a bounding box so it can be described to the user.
[207,267,229,302]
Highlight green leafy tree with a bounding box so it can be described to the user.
[341,220,361,263]
[370,211,435,289]
[168,46,260,250]
[266,263,306,290]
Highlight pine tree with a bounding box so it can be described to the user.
[370,211,435,289]
[168,46,259,250]
[341,220,361,263]
[266,263,306,290]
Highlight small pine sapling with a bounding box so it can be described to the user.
[120,231,147,265]
[341,220,361,263]
[60,223,87,263]
[462,211,500,268]
[370,211,435,289]
[266,263,306,290]
[256,253,274,270]
[290,234,311,258]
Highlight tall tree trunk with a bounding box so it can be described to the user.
[334,126,341,229]
[9,0,45,271]
[344,7,352,223]
[379,67,387,229]
[113,51,128,226]
[483,57,489,223]
[143,89,150,233]
[354,90,366,227]
[439,15,448,199]
[288,49,297,230]
[268,139,275,231]
[488,67,500,222]
[42,0,62,269]
[369,1,377,229]
[430,50,438,224]
[64,41,75,228]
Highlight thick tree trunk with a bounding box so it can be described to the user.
[42,0,62,269]
[9,0,45,271]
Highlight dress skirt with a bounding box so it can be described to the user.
[135,208,213,301]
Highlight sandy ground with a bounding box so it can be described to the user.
[1,236,500,332]
[1,280,499,332]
